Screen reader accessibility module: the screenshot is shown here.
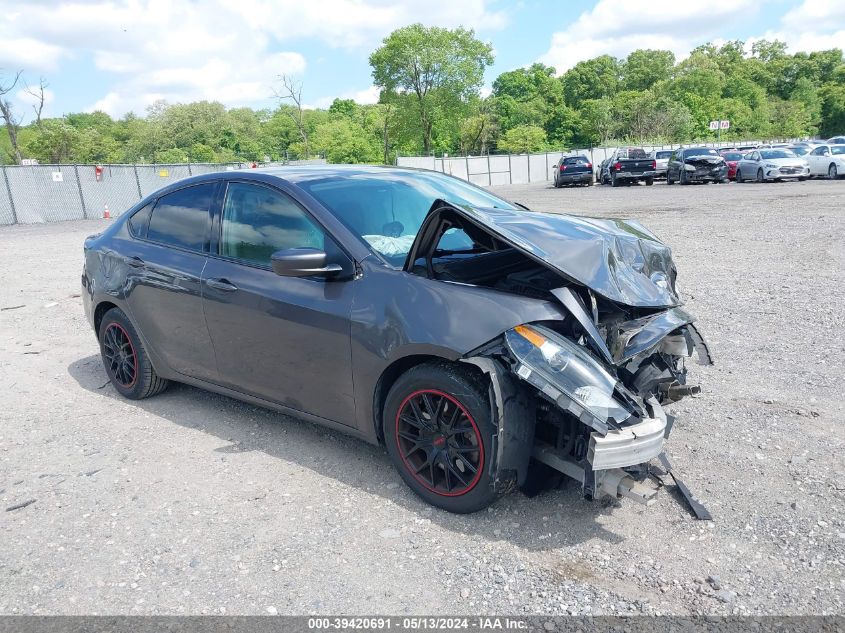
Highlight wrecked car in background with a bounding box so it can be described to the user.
[82,166,712,514]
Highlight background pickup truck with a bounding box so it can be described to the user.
[600,147,657,186]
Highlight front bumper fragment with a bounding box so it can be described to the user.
[587,417,666,470]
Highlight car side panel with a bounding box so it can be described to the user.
[120,236,218,381]
[349,257,568,441]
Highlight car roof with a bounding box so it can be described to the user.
[251,163,432,183]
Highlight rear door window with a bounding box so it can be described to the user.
[147,184,215,252]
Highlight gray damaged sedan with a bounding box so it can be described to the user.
[82,166,713,514]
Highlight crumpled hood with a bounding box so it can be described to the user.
[458,206,681,308]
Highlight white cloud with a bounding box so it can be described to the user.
[223,0,508,48]
[538,0,760,73]
[314,85,382,109]
[15,86,55,107]
[756,0,845,54]
[780,0,845,32]
[0,0,507,117]
[538,0,845,75]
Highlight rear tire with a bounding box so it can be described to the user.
[666,171,674,185]
[98,307,169,400]
[611,173,619,187]
[736,168,743,183]
[829,163,838,180]
[384,362,499,514]
[645,177,654,186]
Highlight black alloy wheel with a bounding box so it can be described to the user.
[98,307,169,400]
[102,323,137,388]
[384,362,498,513]
[395,389,483,496]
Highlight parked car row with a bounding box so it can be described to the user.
[553,137,844,189]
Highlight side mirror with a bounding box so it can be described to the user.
[270,248,343,278]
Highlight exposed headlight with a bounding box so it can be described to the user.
[765,163,778,168]
[683,164,696,171]
[505,324,633,428]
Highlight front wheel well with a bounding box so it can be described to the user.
[372,355,486,444]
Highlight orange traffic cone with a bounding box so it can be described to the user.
[103,204,111,219]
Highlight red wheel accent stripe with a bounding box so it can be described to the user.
[395,388,485,497]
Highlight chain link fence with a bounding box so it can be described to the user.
[397,139,805,187]
[0,160,326,225]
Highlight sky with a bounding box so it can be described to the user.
[1,0,844,121]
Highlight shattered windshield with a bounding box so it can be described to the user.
[298,171,517,265]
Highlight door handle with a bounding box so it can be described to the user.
[206,278,238,292]
[126,256,145,268]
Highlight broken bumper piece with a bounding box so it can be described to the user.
[588,417,666,470]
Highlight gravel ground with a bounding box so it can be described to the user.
[0,178,843,616]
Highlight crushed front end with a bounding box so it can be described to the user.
[405,202,715,509]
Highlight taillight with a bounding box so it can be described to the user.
[586,162,592,169]
[613,162,622,171]
[651,160,657,169]
[560,165,567,171]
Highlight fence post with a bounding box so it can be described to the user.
[545,152,549,181]
[2,166,17,225]
[188,162,193,176]
[133,165,142,200]
[508,154,512,184]
[465,155,470,182]
[486,153,491,187]
[73,165,87,219]
[527,154,531,182]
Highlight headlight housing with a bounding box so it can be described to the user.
[504,324,634,431]
[765,163,778,168]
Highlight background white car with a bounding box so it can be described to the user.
[735,149,810,182]
[806,144,845,179]
[649,149,672,178]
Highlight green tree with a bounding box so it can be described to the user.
[310,119,380,164]
[622,50,675,91]
[819,82,845,137]
[560,55,620,108]
[370,24,494,154]
[496,125,547,153]
[23,119,79,163]
[577,99,616,146]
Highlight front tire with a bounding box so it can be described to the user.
[829,163,839,180]
[757,168,764,183]
[680,169,688,185]
[384,362,498,513]
[98,307,169,400]
[736,168,743,183]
